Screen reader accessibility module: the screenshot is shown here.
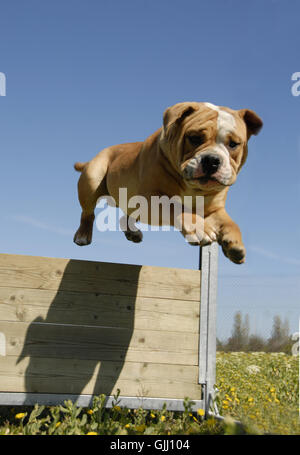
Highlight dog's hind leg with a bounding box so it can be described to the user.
[73,149,111,246]
[120,215,143,243]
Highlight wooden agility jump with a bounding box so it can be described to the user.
[0,244,218,413]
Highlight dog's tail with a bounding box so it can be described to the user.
[74,161,88,172]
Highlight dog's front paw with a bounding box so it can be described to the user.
[185,227,217,247]
[221,238,246,264]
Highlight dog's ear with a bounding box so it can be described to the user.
[163,102,199,140]
[239,109,263,139]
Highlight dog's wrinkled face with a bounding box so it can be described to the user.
[160,102,263,192]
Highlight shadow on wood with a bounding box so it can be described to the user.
[15,258,141,403]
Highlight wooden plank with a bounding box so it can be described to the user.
[0,254,200,301]
[0,356,202,399]
[1,321,199,365]
[0,253,202,402]
[0,287,200,333]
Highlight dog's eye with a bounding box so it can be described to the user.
[228,140,240,149]
[187,135,205,147]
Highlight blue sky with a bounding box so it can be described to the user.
[0,0,299,339]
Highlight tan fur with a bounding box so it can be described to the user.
[73,102,262,264]
[74,162,87,172]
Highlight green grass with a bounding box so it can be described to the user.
[215,351,299,434]
[0,397,224,435]
[0,352,299,435]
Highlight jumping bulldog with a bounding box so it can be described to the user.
[73,102,263,264]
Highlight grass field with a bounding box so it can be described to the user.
[0,352,299,435]
[215,351,299,434]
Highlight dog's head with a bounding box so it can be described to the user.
[160,101,263,192]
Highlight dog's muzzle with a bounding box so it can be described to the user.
[183,153,223,180]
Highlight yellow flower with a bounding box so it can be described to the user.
[270,387,275,393]
[222,400,229,405]
[197,408,205,417]
[55,422,61,428]
[150,413,155,418]
[15,413,26,420]
[230,387,236,392]
[223,405,229,410]
[113,406,121,412]
[207,417,216,426]
[86,432,98,435]
[248,397,254,403]
[161,415,166,422]
[125,423,130,428]
[87,409,94,415]
[274,398,280,403]
[193,416,199,423]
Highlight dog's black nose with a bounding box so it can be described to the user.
[201,154,221,175]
